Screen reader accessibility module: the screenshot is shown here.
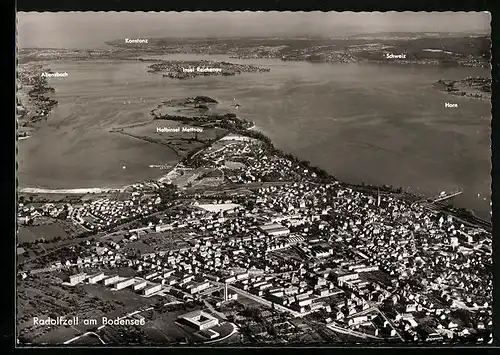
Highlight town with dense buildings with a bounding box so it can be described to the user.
[15,25,492,346]
[16,101,493,345]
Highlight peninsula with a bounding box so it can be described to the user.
[150,96,254,131]
[436,77,491,100]
[17,64,59,139]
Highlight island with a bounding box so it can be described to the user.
[146,60,270,79]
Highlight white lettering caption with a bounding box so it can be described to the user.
[385,53,407,59]
[33,316,146,326]
[182,67,223,73]
[157,127,204,133]
[41,72,68,77]
[125,38,148,44]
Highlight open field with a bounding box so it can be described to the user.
[122,230,193,253]
[18,220,84,244]
[141,307,203,344]
[98,324,149,345]
[81,283,158,311]
[162,167,215,188]
[18,274,102,342]
[120,241,156,256]
[69,333,104,345]
[232,293,269,310]
[111,120,227,160]
[29,326,81,345]
[215,331,241,344]
[17,270,163,344]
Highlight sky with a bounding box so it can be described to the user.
[17,11,491,49]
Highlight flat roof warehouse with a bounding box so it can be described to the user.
[196,203,241,213]
[259,222,290,236]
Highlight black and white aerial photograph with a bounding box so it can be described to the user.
[16,11,492,345]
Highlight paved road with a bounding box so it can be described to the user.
[63,331,106,345]
[204,323,239,344]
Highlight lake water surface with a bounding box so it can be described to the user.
[18,54,491,218]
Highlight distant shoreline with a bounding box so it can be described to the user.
[19,187,126,194]
[20,33,491,69]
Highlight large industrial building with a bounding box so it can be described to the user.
[103,275,120,286]
[196,203,241,213]
[186,281,211,294]
[334,272,359,286]
[142,284,162,296]
[259,223,290,237]
[87,272,106,284]
[133,280,148,291]
[114,278,135,290]
[177,310,219,331]
[69,273,87,286]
